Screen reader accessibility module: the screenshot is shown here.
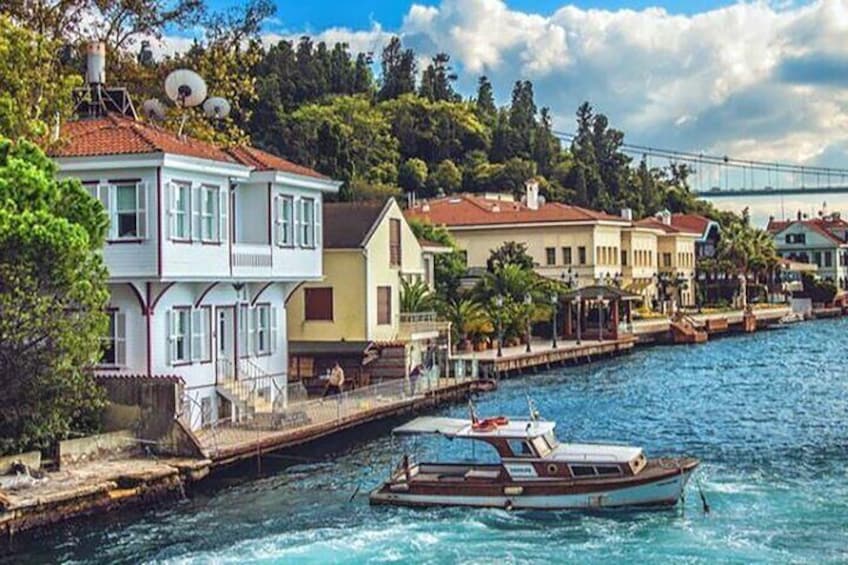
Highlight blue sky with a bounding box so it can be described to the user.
[209,0,742,32]
[181,0,844,225]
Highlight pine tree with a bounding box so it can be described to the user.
[508,80,537,158]
[418,53,458,102]
[378,36,416,101]
[353,52,374,94]
[532,107,559,176]
[475,75,497,121]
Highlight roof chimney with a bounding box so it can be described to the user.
[525,179,540,211]
[620,208,633,221]
[656,209,671,225]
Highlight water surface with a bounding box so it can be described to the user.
[4,319,848,563]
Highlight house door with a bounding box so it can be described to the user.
[216,306,235,380]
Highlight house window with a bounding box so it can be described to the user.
[545,247,556,266]
[621,249,628,267]
[88,181,147,241]
[276,195,294,246]
[562,247,572,265]
[171,182,191,240]
[305,287,333,321]
[169,308,191,364]
[191,307,211,363]
[115,183,139,238]
[813,251,822,267]
[301,197,315,247]
[255,304,271,355]
[201,186,220,242]
[662,252,672,268]
[100,310,126,366]
[390,218,402,267]
[377,286,392,325]
[578,246,586,265]
[825,251,833,268]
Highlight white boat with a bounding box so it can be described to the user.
[370,411,699,511]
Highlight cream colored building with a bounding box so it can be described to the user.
[405,185,701,309]
[287,198,448,384]
[636,211,699,307]
[405,184,632,288]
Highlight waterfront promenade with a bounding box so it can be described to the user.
[0,304,796,538]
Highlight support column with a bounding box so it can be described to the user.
[611,298,620,339]
[565,302,573,337]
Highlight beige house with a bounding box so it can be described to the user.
[405,183,632,288]
[635,211,699,307]
[287,199,448,387]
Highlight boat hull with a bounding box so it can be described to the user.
[370,466,696,511]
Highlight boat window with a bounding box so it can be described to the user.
[570,465,596,477]
[530,436,552,457]
[506,439,535,458]
[594,465,621,476]
[543,431,559,449]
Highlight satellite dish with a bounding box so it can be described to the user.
[142,98,166,121]
[203,97,231,120]
[164,69,207,107]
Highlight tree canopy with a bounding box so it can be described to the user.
[0,138,109,455]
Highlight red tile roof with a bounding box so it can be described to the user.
[404,195,624,227]
[634,217,690,234]
[768,216,848,244]
[52,113,238,163]
[669,214,713,236]
[225,145,328,179]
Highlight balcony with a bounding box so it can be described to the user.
[399,311,450,341]
[232,243,272,277]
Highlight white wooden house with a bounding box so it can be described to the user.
[51,114,340,429]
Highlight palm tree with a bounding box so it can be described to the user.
[438,297,490,348]
[400,278,433,313]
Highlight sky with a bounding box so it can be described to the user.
[166,0,847,227]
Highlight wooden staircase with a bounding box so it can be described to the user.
[670,317,708,344]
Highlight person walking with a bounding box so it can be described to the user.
[323,362,345,398]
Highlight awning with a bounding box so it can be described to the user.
[561,285,642,302]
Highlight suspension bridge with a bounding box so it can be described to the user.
[553,131,848,198]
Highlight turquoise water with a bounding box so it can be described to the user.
[4,319,848,563]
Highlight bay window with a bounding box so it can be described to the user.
[201,186,220,242]
[301,197,315,247]
[88,181,148,241]
[276,195,293,246]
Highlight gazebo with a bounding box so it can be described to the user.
[560,285,642,341]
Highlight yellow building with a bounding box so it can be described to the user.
[287,198,448,386]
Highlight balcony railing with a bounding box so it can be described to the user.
[399,311,449,339]
[232,243,272,269]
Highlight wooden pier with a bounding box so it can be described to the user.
[453,337,636,378]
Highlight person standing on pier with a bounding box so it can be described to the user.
[323,362,345,397]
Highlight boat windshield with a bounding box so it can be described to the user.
[531,435,553,457]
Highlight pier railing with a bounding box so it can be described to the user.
[194,370,475,457]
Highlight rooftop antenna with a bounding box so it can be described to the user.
[165,69,207,135]
[141,98,166,122]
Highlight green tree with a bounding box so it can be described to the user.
[398,158,428,193]
[428,159,462,195]
[0,138,109,455]
[378,36,416,101]
[487,241,535,272]
[474,75,497,124]
[407,219,466,302]
[0,16,80,147]
[418,52,459,102]
[400,278,433,313]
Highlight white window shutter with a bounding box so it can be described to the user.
[270,306,278,354]
[115,312,127,366]
[219,187,228,243]
[167,310,174,365]
[96,184,111,238]
[314,199,322,247]
[201,308,210,361]
[273,195,281,246]
[293,198,300,247]
[191,309,202,362]
[167,182,178,239]
[249,307,257,356]
[103,184,118,239]
[191,184,201,241]
[136,182,148,239]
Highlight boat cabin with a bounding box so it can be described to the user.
[393,417,648,481]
